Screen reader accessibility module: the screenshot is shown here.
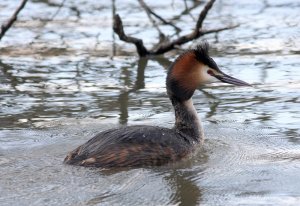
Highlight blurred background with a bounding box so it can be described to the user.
[0,0,300,205]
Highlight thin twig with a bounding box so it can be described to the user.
[200,25,240,35]
[170,1,202,22]
[29,0,68,46]
[0,0,28,41]
[49,0,67,20]
[184,0,196,21]
[138,0,181,32]
[112,0,116,57]
[137,0,165,38]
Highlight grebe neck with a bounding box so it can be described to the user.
[170,97,204,143]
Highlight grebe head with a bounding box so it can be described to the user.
[167,42,250,101]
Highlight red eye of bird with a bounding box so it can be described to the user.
[207,70,214,76]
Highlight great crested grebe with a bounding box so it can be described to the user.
[64,42,250,168]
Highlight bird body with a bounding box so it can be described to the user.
[64,42,250,168]
[64,125,194,167]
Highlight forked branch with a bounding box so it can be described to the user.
[113,0,237,56]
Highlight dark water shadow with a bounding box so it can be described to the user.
[89,148,209,205]
[118,57,149,124]
[86,166,204,206]
[166,170,203,206]
[0,60,20,91]
[199,88,220,119]
[116,55,174,125]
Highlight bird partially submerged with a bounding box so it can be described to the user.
[64,42,250,168]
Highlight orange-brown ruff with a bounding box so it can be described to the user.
[64,42,250,168]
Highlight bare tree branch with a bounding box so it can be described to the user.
[195,0,215,32]
[114,0,237,56]
[113,14,149,56]
[0,0,28,41]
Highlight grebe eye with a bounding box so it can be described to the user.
[207,70,214,76]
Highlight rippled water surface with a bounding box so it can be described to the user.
[0,0,300,205]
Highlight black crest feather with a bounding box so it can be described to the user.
[193,41,220,71]
[194,41,210,60]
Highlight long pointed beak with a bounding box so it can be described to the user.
[214,72,251,86]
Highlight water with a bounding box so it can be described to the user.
[0,0,300,205]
